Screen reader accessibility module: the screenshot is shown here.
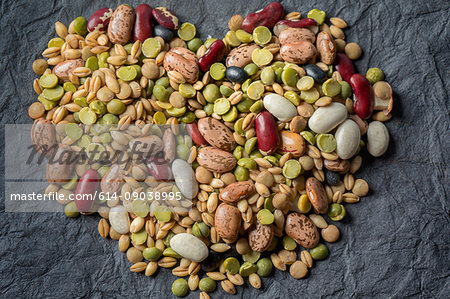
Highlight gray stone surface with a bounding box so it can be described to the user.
[0,0,449,298]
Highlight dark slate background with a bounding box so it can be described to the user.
[0,0,449,298]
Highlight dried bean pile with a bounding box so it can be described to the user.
[29,3,394,298]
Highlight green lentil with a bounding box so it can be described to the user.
[221,106,238,122]
[264,155,278,165]
[250,150,263,159]
[74,97,88,107]
[204,38,217,48]
[236,29,253,43]
[225,30,241,47]
[241,78,252,93]
[243,251,261,264]
[98,52,109,68]
[264,197,275,212]
[247,81,265,100]
[282,159,302,179]
[180,111,196,123]
[322,78,341,97]
[117,66,137,81]
[253,26,272,45]
[192,222,210,238]
[213,98,231,115]
[142,37,162,58]
[199,277,216,293]
[203,84,221,103]
[233,146,244,160]
[48,37,64,48]
[63,82,77,93]
[307,9,326,25]
[297,194,312,213]
[297,76,315,91]
[89,100,106,115]
[244,63,259,76]
[223,257,240,274]
[284,90,300,106]
[244,137,258,154]
[310,243,329,260]
[267,237,278,251]
[131,229,148,245]
[366,67,385,84]
[281,67,299,87]
[220,85,234,97]
[42,85,64,101]
[234,165,249,181]
[39,74,59,89]
[239,262,257,277]
[236,95,253,112]
[300,87,320,104]
[177,22,196,41]
[300,131,316,145]
[251,48,273,67]
[154,205,172,222]
[282,236,297,251]
[77,134,91,148]
[164,231,175,247]
[178,83,196,98]
[172,278,189,297]
[131,199,150,218]
[61,175,78,190]
[237,157,256,169]
[328,203,346,221]
[234,118,244,135]
[99,132,112,144]
[249,100,263,114]
[97,166,110,178]
[203,103,214,116]
[340,81,352,99]
[187,38,203,52]
[65,123,83,141]
[107,99,126,115]
[85,56,99,71]
[79,107,97,124]
[153,85,170,101]
[256,209,274,225]
[73,16,87,35]
[210,63,226,81]
[316,133,337,152]
[102,113,119,125]
[256,258,273,277]
[177,144,190,160]
[260,67,275,85]
[64,201,79,218]
[163,248,182,258]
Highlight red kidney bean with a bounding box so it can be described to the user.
[255,111,279,155]
[187,121,208,146]
[75,169,101,213]
[152,7,180,30]
[87,7,113,32]
[335,53,355,83]
[350,74,374,119]
[241,2,284,33]
[198,39,226,72]
[273,18,317,36]
[146,158,172,181]
[134,4,153,42]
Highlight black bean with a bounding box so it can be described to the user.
[303,64,327,83]
[153,25,174,42]
[325,170,341,186]
[226,66,248,84]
